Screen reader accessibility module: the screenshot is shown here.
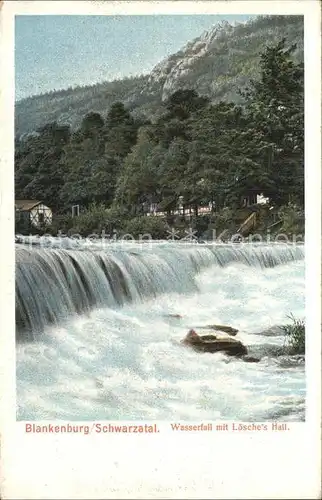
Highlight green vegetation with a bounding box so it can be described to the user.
[47,204,129,236]
[122,217,170,240]
[281,314,305,354]
[278,203,305,238]
[15,37,304,237]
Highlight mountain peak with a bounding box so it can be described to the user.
[145,20,235,100]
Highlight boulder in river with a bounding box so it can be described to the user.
[194,324,239,336]
[241,355,261,363]
[256,326,284,336]
[181,329,248,356]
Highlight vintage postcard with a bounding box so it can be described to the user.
[0,0,321,498]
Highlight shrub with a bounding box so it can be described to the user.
[278,203,305,238]
[194,215,210,237]
[62,203,130,236]
[218,207,234,224]
[47,214,75,235]
[280,314,305,354]
[45,207,170,238]
[104,205,130,232]
[121,216,170,239]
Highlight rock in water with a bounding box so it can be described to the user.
[256,326,283,337]
[242,355,260,363]
[194,324,238,336]
[181,329,247,356]
[210,325,239,336]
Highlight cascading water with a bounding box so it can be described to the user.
[16,240,305,421]
[16,242,304,334]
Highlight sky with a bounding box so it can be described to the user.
[15,14,255,101]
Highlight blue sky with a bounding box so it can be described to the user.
[15,14,254,101]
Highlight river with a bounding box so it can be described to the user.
[15,239,305,421]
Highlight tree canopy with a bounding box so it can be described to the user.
[15,39,304,225]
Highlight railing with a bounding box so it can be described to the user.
[237,212,257,236]
[146,206,214,218]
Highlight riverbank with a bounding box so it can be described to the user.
[16,202,305,243]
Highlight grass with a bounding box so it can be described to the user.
[280,314,305,354]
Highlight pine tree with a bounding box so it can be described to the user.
[242,39,304,205]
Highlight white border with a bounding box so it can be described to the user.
[0,1,321,498]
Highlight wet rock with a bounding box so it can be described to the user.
[255,326,283,337]
[193,324,238,336]
[241,355,261,363]
[248,343,285,358]
[247,342,306,364]
[95,379,104,389]
[272,355,305,368]
[181,329,247,356]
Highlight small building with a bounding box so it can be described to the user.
[241,190,270,208]
[15,200,52,228]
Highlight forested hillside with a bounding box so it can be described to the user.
[15,37,304,238]
[15,15,303,138]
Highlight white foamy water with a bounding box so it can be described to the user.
[16,242,305,422]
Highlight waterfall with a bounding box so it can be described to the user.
[16,242,304,338]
